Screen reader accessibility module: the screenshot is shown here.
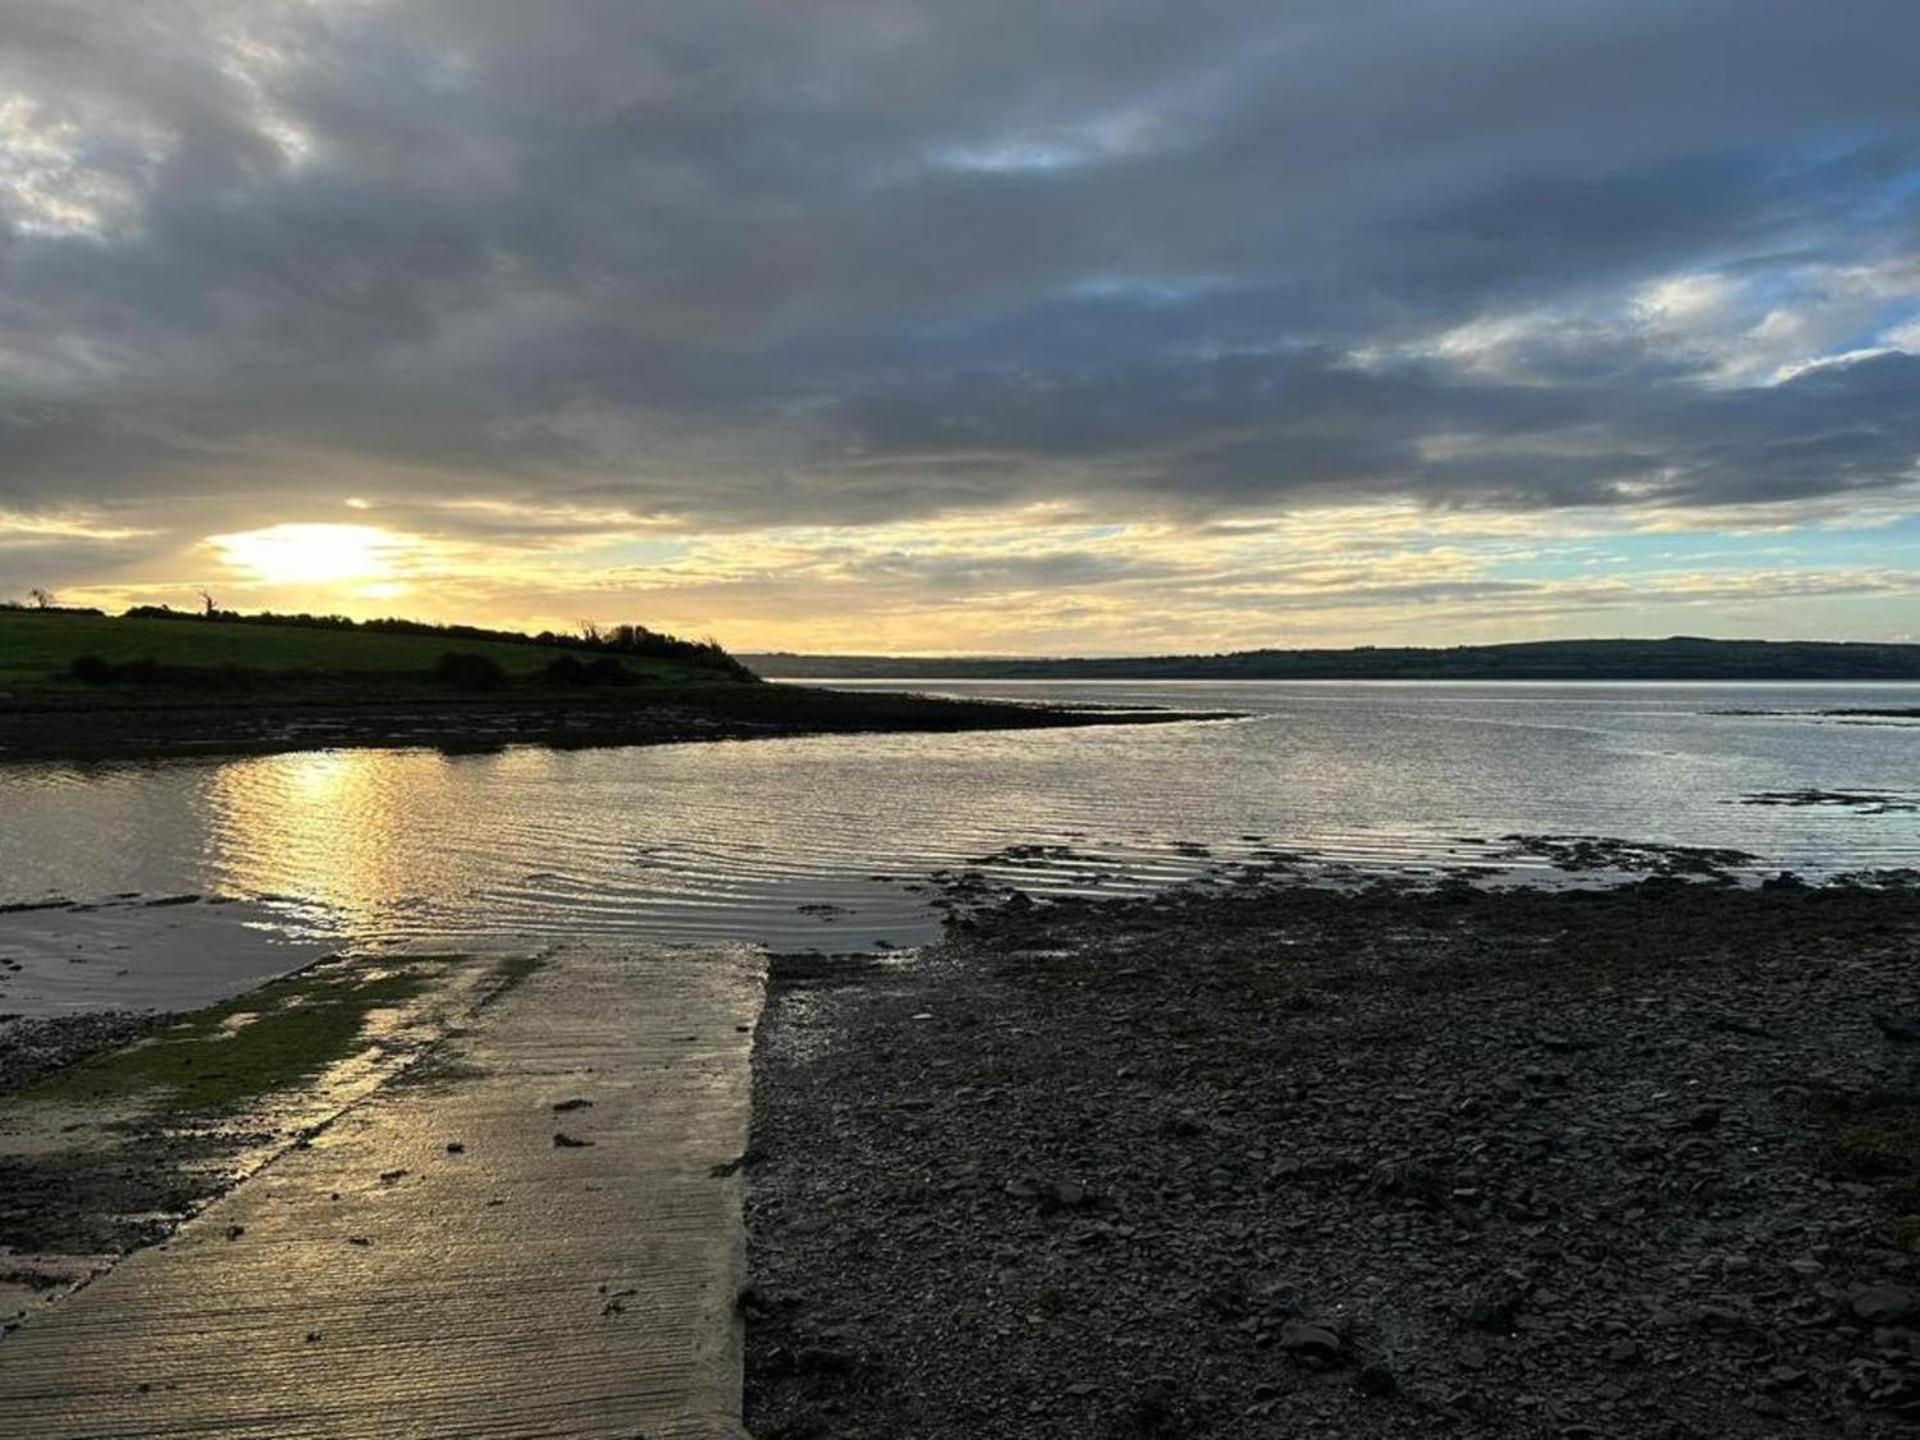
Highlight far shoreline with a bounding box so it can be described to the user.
[743,636,1920,684]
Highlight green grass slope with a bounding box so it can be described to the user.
[0,611,749,695]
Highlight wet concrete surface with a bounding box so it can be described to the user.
[0,946,762,1438]
[1,951,510,1320]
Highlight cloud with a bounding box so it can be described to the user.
[1,1,1917,645]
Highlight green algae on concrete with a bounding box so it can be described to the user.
[17,960,446,1115]
[0,946,765,1439]
[0,951,533,1320]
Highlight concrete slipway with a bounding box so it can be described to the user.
[0,947,763,1439]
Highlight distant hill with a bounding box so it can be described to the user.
[741,638,1920,682]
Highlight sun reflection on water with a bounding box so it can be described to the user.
[3,681,1913,956]
[206,748,478,940]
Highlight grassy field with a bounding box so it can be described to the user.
[0,611,741,693]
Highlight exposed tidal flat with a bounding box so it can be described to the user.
[1,679,1918,1433]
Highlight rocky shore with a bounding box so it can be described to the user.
[745,877,1920,1438]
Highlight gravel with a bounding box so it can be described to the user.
[745,876,1920,1438]
[0,1011,169,1095]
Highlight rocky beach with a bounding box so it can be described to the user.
[745,876,1920,1438]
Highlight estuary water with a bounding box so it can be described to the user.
[0,681,1915,985]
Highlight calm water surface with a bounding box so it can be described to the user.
[1,681,1915,956]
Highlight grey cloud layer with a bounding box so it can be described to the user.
[2,0,1918,537]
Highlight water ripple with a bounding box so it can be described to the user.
[1,680,1915,952]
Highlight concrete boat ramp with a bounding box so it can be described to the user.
[0,947,763,1439]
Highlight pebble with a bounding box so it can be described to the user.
[742,879,1920,1438]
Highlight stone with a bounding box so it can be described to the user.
[1605,1340,1642,1366]
[1851,1287,1920,1327]
[1872,1012,1920,1045]
[1049,1181,1088,1208]
[1355,1363,1397,1397]
[1278,1320,1343,1363]
[793,1343,855,1374]
[1463,1294,1519,1331]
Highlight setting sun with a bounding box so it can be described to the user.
[209,523,413,587]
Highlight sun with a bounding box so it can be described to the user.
[210,523,412,586]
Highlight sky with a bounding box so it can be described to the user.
[1,0,1917,655]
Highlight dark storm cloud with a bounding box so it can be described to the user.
[830,348,1920,514]
[2,0,1919,538]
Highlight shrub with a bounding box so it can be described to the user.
[69,654,114,684]
[543,654,592,687]
[430,651,509,692]
[586,656,634,686]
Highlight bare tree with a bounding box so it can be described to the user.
[577,619,602,643]
[27,587,55,609]
[198,588,219,617]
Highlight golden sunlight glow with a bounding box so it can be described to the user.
[210,523,413,586]
[208,750,423,929]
